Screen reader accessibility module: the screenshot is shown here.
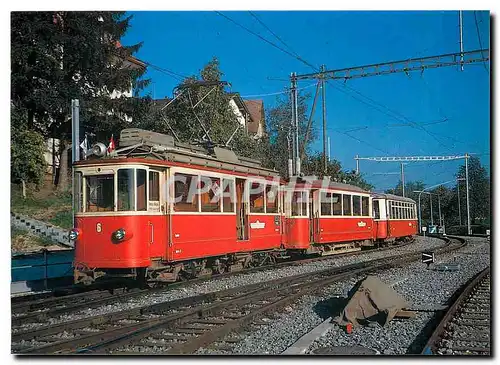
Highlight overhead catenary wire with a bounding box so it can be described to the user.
[473,11,489,73]
[234,11,459,154]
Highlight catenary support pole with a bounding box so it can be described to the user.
[355,155,360,175]
[457,178,462,226]
[438,194,442,227]
[430,193,434,226]
[294,72,300,175]
[465,153,471,234]
[321,65,327,174]
[401,162,405,197]
[71,99,80,228]
[459,10,464,71]
[418,193,422,233]
[290,73,296,176]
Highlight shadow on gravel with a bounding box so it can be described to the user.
[312,297,348,320]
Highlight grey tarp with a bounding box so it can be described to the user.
[333,276,409,327]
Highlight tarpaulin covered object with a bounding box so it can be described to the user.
[333,276,409,327]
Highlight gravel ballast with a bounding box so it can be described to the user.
[12,236,446,333]
[194,236,489,355]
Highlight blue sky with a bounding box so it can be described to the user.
[122,11,490,192]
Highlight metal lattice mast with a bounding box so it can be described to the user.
[355,154,472,235]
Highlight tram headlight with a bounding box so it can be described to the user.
[69,229,79,241]
[113,228,126,241]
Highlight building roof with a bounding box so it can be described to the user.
[115,40,146,70]
[243,99,264,134]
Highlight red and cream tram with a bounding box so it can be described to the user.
[70,129,418,285]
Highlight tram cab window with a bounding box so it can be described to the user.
[353,196,361,216]
[320,192,332,216]
[249,182,265,213]
[362,197,370,217]
[343,194,352,216]
[332,193,342,215]
[149,171,160,212]
[291,191,307,217]
[222,179,235,213]
[86,174,114,212]
[118,169,135,211]
[373,200,380,219]
[174,173,199,212]
[266,185,279,214]
[136,169,147,211]
[200,176,221,212]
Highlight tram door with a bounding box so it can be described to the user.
[236,178,248,240]
[309,190,320,243]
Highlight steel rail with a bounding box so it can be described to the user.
[14,235,464,354]
[421,266,490,355]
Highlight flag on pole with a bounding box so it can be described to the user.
[80,135,88,160]
[107,134,116,153]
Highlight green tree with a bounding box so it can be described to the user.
[11,105,47,197]
[457,156,490,225]
[264,89,316,177]
[11,11,149,190]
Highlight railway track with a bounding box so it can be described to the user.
[12,239,416,326]
[13,235,465,355]
[422,266,491,355]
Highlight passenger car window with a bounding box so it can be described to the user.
[174,173,199,212]
[343,195,352,216]
[362,197,370,216]
[352,196,361,216]
[320,192,332,216]
[332,193,342,215]
[200,176,221,212]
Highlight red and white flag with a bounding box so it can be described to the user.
[107,134,116,153]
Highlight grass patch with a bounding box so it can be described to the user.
[11,227,60,253]
[11,189,73,229]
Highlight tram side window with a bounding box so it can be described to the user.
[86,174,114,212]
[75,172,83,212]
[320,192,332,216]
[373,200,380,219]
[266,185,279,214]
[200,176,221,212]
[343,194,352,216]
[362,197,370,217]
[136,169,147,211]
[149,171,160,212]
[222,179,235,213]
[353,196,361,216]
[250,182,265,213]
[118,169,135,211]
[291,191,307,217]
[332,193,342,215]
[174,173,199,212]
